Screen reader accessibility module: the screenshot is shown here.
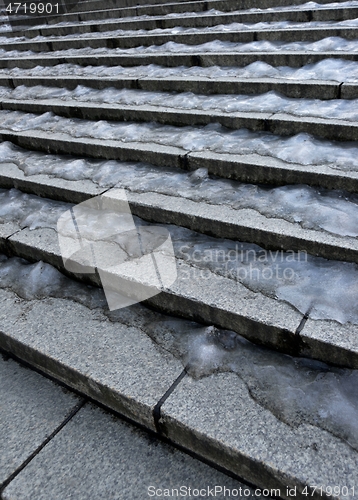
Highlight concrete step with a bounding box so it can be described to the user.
[3,27,358,54]
[0,74,352,100]
[1,126,358,192]
[0,261,357,499]
[1,52,358,70]
[1,158,358,263]
[9,4,358,39]
[1,95,357,141]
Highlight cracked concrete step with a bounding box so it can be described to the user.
[1,161,358,264]
[1,185,358,368]
[0,75,352,100]
[9,4,358,39]
[1,128,358,192]
[2,96,357,141]
[4,27,358,53]
[1,52,357,70]
[0,282,357,500]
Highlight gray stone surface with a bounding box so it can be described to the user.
[131,190,358,261]
[0,355,81,485]
[300,318,358,369]
[0,128,184,168]
[0,288,183,430]
[0,162,105,203]
[3,403,262,500]
[160,372,358,500]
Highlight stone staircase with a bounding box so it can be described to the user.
[0,0,358,498]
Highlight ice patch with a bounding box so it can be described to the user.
[0,187,69,230]
[0,254,105,307]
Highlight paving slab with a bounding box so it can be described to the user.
[2,402,263,500]
[0,354,82,486]
[188,151,358,192]
[160,372,358,500]
[0,128,184,169]
[0,288,183,430]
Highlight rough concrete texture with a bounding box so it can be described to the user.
[3,403,263,500]
[0,288,183,430]
[300,318,358,368]
[0,162,105,203]
[0,355,82,485]
[160,372,358,500]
